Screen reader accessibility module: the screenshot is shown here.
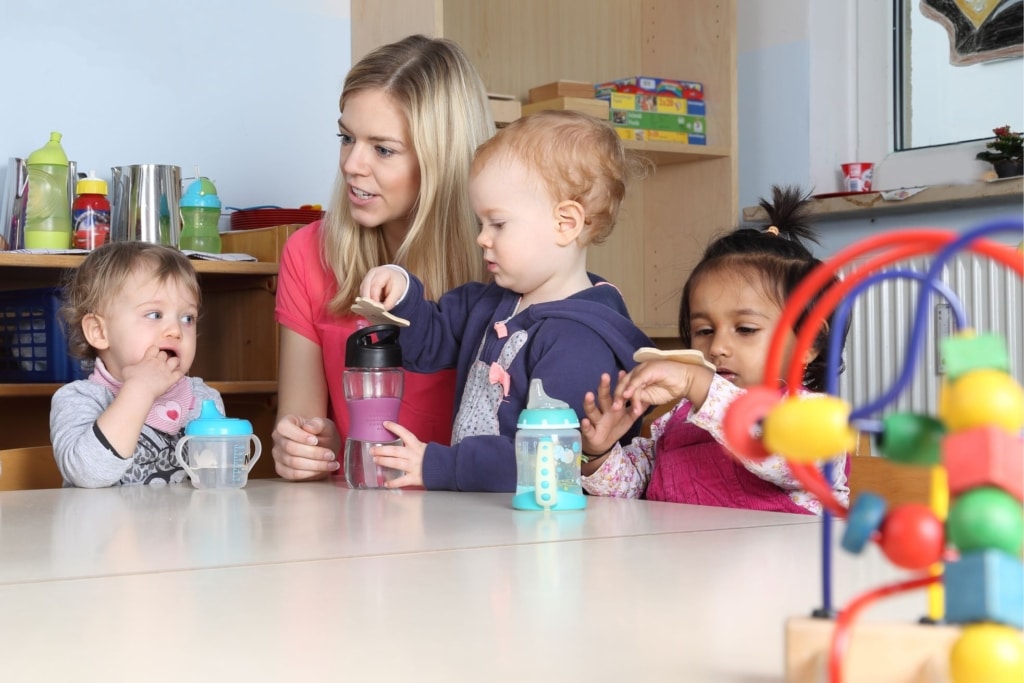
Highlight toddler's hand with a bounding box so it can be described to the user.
[121,346,185,401]
[581,371,640,457]
[359,266,408,310]
[372,421,425,489]
[619,360,711,408]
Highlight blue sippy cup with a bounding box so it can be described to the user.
[175,401,262,489]
[512,379,586,511]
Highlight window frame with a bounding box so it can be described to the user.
[809,0,994,192]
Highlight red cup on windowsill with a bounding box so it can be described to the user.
[841,162,874,192]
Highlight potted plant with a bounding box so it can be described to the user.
[976,125,1023,178]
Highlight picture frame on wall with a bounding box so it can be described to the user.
[920,0,1023,66]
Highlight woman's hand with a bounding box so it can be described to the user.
[372,421,425,489]
[271,414,341,481]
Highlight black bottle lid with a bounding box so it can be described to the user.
[345,324,403,369]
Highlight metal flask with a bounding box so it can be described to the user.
[109,164,182,245]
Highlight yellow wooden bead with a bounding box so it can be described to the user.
[942,369,1024,434]
[938,376,952,428]
[950,623,1024,683]
[762,395,855,463]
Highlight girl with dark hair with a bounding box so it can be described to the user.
[579,185,851,513]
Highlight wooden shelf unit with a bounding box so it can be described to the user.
[0,225,299,479]
[352,0,739,339]
[741,178,1024,222]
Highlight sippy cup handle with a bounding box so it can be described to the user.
[533,439,558,509]
[245,435,262,471]
[175,436,197,480]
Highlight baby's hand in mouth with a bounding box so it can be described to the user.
[160,347,178,359]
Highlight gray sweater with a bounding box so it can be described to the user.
[50,378,223,488]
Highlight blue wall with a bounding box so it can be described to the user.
[737,40,810,213]
[0,0,351,212]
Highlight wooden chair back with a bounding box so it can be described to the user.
[848,433,933,508]
[0,445,64,491]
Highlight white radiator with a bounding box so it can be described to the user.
[838,253,1023,418]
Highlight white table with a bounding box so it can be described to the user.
[0,480,921,682]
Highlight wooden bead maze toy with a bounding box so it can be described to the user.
[721,219,1024,683]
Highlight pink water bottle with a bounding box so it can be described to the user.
[342,324,404,489]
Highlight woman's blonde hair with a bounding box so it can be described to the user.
[323,34,495,314]
[60,242,201,360]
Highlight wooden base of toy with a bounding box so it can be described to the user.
[785,617,961,683]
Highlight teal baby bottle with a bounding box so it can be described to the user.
[178,176,222,253]
[24,132,72,249]
[513,378,586,511]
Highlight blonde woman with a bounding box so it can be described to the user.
[272,34,494,480]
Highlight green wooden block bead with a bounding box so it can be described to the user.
[878,413,945,465]
[948,486,1024,556]
[941,334,1011,381]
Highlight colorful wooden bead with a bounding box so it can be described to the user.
[762,395,855,463]
[943,426,1024,501]
[941,369,1024,434]
[947,486,1024,556]
[877,504,945,570]
[945,550,1024,630]
[841,492,887,554]
[941,332,1011,381]
[878,413,945,465]
[950,622,1024,683]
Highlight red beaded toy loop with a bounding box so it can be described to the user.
[722,386,781,461]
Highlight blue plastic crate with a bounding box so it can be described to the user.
[0,287,93,383]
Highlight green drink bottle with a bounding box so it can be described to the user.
[24,132,72,249]
[178,176,222,253]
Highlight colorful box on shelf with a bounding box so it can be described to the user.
[527,80,596,103]
[521,96,610,120]
[598,92,706,116]
[611,109,706,135]
[596,76,704,101]
[615,128,707,146]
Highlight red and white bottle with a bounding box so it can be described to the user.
[72,171,110,250]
